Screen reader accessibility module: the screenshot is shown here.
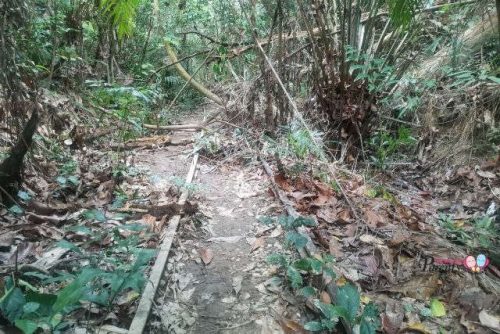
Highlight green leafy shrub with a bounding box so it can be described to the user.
[0,225,155,333]
[305,284,380,334]
[369,127,416,168]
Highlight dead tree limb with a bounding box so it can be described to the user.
[0,108,39,205]
[164,42,224,106]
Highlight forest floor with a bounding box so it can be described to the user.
[138,110,500,333]
[0,102,499,334]
[134,115,301,333]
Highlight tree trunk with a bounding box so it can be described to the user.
[0,108,39,205]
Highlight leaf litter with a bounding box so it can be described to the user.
[263,154,500,333]
[0,92,199,332]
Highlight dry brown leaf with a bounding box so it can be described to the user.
[382,313,401,334]
[274,174,293,192]
[365,209,384,229]
[388,229,410,246]
[329,237,344,258]
[198,248,214,265]
[314,181,334,196]
[141,214,157,230]
[278,318,307,334]
[316,206,338,223]
[476,170,496,179]
[315,193,336,207]
[251,237,265,252]
[338,209,352,224]
[359,234,384,245]
[320,291,331,304]
[389,273,440,299]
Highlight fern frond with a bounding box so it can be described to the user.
[99,0,142,38]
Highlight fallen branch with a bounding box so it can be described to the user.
[179,30,247,47]
[247,16,361,223]
[128,151,199,334]
[108,135,172,150]
[148,49,211,82]
[164,42,224,106]
[143,123,206,131]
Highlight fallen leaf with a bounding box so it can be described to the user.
[278,318,308,334]
[207,236,243,243]
[221,296,237,304]
[337,210,352,224]
[290,191,315,201]
[316,206,339,223]
[270,225,283,238]
[320,291,331,304]
[388,229,410,246]
[400,322,431,334]
[232,276,243,295]
[9,242,34,264]
[198,248,214,265]
[476,170,496,179]
[251,237,265,252]
[274,174,293,192]
[116,290,140,305]
[365,209,384,229]
[390,273,440,299]
[329,237,344,258]
[142,214,157,229]
[430,298,446,317]
[478,310,500,331]
[312,193,333,206]
[359,234,384,245]
[382,313,402,334]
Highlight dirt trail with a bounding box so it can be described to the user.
[134,122,298,333]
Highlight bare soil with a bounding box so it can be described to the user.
[134,128,300,333]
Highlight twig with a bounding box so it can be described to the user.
[379,115,422,127]
[219,320,255,331]
[143,123,206,131]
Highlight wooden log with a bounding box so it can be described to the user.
[128,153,199,334]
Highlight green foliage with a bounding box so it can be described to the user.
[439,214,499,251]
[194,133,222,156]
[99,0,142,39]
[369,127,416,168]
[263,125,323,160]
[259,215,316,251]
[347,47,398,94]
[306,284,380,333]
[444,67,500,89]
[386,0,421,27]
[287,129,323,159]
[266,252,336,293]
[170,176,203,194]
[0,225,155,333]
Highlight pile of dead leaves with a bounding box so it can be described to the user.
[270,162,500,333]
